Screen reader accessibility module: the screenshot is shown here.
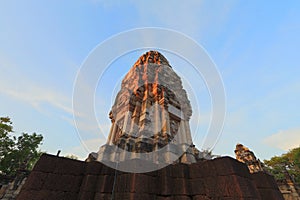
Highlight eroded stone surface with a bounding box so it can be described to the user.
[234,143,264,173]
[94,51,198,166]
[16,154,284,200]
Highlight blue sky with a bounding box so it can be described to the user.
[0,1,299,160]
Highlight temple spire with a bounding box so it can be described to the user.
[96,51,198,167]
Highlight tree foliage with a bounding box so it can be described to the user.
[65,154,79,160]
[264,147,300,186]
[0,117,43,177]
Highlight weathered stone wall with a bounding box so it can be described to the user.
[277,179,300,200]
[0,178,27,200]
[17,154,284,200]
[0,172,29,200]
[234,143,300,199]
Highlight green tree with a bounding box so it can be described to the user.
[0,117,14,164]
[264,147,300,186]
[65,154,79,160]
[0,117,43,177]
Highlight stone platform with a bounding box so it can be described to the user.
[17,154,283,200]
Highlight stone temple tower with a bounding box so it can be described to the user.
[17,51,284,200]
[94,51,200,170]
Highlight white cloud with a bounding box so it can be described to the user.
[264,128,300,151]
[0,56,74,117]
[61,115,111,138]
[0,56,113,136]
[0,84,72,114]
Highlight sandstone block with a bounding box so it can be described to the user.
[212,157,250,177]
[32,154,58,173]
[21,171,48,190]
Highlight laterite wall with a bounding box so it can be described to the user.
[17,154,283,200]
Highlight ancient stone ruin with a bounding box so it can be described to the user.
[17,153,284,200]
[16,51,284,199]
[92,50,200,173]
[235,143,300,200]
[277,170,300,200]
[0,172,28,200]
[234,143,264,173]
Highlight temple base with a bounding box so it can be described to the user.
[17,154,284,200]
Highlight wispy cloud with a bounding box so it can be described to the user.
[0,55,109,155]
[1,84,72,114]
[0,56,111,137]
[61,115,111,137]
[0,56,73,116]
[263,128,300,151]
